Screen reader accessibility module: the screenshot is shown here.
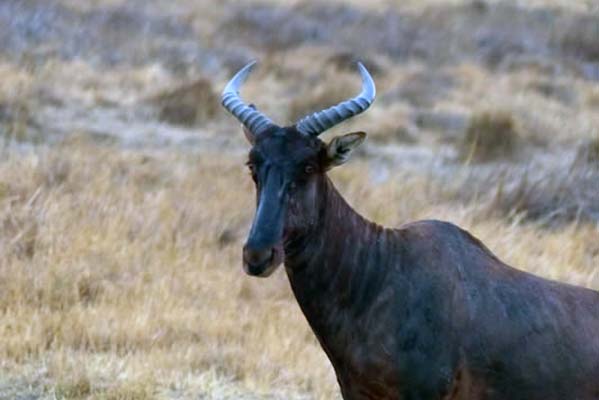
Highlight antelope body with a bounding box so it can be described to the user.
[221,61,599,400]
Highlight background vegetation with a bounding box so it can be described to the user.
[0,0,597,398]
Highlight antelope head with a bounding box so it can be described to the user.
[221,61,376,277]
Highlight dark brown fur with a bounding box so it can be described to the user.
[286,176,599,399]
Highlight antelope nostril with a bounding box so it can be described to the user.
[243,246,274,267]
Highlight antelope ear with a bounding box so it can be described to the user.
[325,132,366,168]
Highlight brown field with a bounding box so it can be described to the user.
[0,0,598,398]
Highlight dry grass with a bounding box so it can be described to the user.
[0,64,41,143]
[1,0,598,398]
[0,143,336,399]
[0,142,597,399]
[459,110,520,162]
[148,78,220,126]
[575,136,599,168]
[558,14,599,62]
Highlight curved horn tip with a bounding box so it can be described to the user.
[222,60,258,96]
[356,61,376,98]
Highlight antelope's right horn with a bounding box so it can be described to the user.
[295,62,376,137]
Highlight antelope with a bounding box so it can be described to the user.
[221,61,599,400]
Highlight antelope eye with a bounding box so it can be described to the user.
[246,162,256,173]
[304,164,315,175]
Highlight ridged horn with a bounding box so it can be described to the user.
[221,61,274,136]
[295,62,376,136]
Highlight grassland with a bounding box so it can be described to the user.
[0,0,598,399]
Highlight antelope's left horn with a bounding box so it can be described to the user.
[295,62,376,137]
[221,61,274,136]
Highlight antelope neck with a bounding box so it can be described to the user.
[283,177,394,322]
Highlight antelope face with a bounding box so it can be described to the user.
[243,127,323,277]
[221,61,375,277]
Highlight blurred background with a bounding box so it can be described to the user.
[0,0,597,398]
